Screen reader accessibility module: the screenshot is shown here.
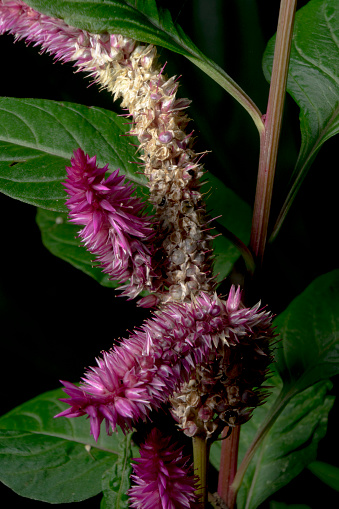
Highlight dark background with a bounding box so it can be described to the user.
[0,0,338,507]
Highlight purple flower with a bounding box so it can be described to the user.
[0,0,81,61]
[55,296,216,440]
[0,1,135,70]
[55,288,274,440]
[63,148,157,299]
[128,428,198,509]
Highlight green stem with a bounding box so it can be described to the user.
[249,0,297,262]
[193,436,209,508]
[187,56,265,136]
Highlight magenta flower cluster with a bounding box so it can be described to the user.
[128,428,198,509]
[0,0,82,61]
[63,148,157,299]
[55,288,272,440]
[55,292,221,439]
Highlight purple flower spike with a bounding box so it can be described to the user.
[55,288,274,439]
[54,294,229,438]
[128,428,198,509]
[63,148,156,299]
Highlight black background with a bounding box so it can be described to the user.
[1,0,338,507]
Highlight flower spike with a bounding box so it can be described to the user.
[64,148,157,299]
[128,428,198,509]
[56,288,275,440]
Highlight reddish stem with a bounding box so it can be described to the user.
[217,427,240,509]
[250,0,297,263]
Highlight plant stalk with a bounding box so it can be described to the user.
[229,386,294,507]
[217,426,240,509]
[227,0,297,504]
[193,435,209,508]
[249,0,297,263]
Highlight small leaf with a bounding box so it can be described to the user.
[101,433,133,509]
[0,98,145,211]
[308,461,339,492]
[36,208,119,288]
[274,270,339,393]
[0,388,134,504]
[211,374,334,509]
[263,0,339,236]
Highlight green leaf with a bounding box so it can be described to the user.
[101,433,133,509]
[211,373,334,509]
[263,0,339,238]
[24,0,264,133]
[0,97,145,211]
[230,270,339,505]
[274,269,339,393]
[0,388,137,504]
[36,208,119,287]
[308,460,339,492]
[238,380,333,509]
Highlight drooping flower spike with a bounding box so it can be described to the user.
[56,288,274,440]
[0,0,216,305]
[128,428,198,509]
[63,148,158,299]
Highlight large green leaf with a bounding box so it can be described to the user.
[211,372,334,509]
[0,97,145,212]
[274,269,339,393]
[0,388,138,504]
[24,0,263,132]
[228,270,339,505]
[36,208,119,288]
[237,379,333,509]
[263,0,339,238]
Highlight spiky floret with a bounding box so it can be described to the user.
[63,148,157,299]
[128,428,198,509]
